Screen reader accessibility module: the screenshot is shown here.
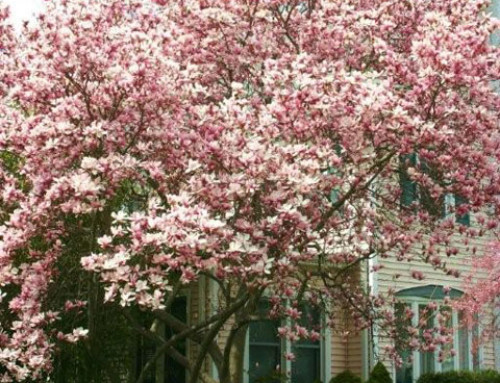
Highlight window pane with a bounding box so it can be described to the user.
[249,320,280,344]
[419,304,435,374]
[472,320,481,371]
[249,345,281,383]
[250,301,280,344]
[421,352,435,374]
[299,304,321,327]
[458,311,470,370]
[296,304,321,345]
[249,301,323,383]
[292,304,321,382]
[439,307,454,372]
[249,300,281,383]
[291,346,320,383]
[395,303,413,383]
[396,349,413,383]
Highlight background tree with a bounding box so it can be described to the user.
[460,242,500,338]
[0,0,498,382]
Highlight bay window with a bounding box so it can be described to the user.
[395,285,480,383]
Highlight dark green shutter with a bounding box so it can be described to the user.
[455,195,470,226]
[165,296,187,383]
[419,157,445,217]
[399,154,417,208]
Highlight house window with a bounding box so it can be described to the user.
[247,301,326,383]
[399,154,470,225]
[394,286,479,383]
[291,305,322,383]
[136,296,187,383]
[248,301,282,383]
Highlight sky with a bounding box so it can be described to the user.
[3,0,44,29]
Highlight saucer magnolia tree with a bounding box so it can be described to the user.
[0,0,499,382]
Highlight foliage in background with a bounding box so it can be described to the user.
[330,370,362,383]
[417,370,500,383]
[367,362,392,383]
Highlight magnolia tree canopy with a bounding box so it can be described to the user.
[0,0,499,382]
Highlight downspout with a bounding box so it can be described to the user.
[490,0,500,371]
[363,254,379,379]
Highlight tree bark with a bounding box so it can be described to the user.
[225,324,248,383]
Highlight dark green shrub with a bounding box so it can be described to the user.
[330,370,362,383]
[368,362,392,383]
[417,371,472,383]
[254,369,288,383]
[476,369,500,383]
[417,370,500,383]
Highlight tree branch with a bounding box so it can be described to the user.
[189,293,250,383]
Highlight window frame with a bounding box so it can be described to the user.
[243,302,332,383]
[399,154,471,226]
[395,296,482,383]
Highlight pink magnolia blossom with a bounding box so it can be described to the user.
[0,0,498,381]
[459,242,500,336]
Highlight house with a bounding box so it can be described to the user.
[37,1,497,382]
[129,0,500,378]
[131,243,498,383]
[131,156,499,383]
